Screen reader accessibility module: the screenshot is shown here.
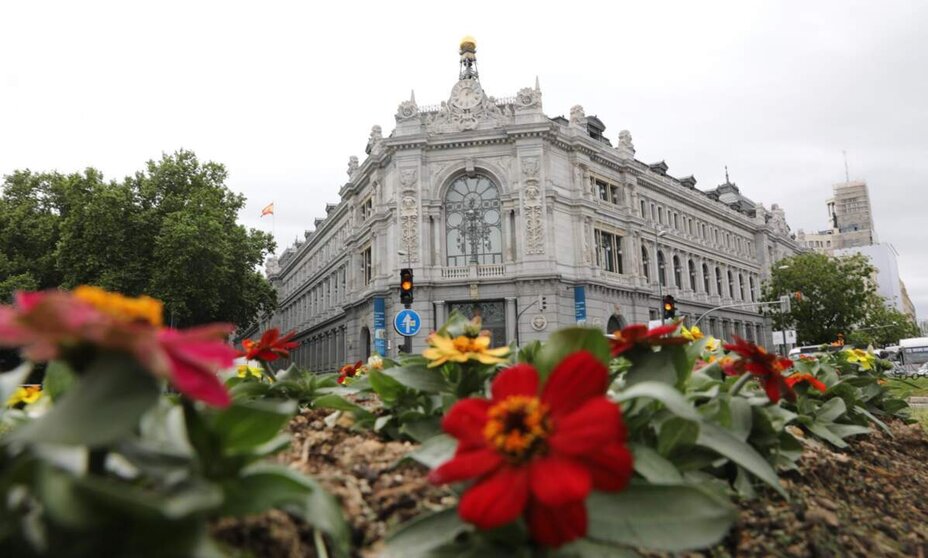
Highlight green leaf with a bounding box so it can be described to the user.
[623,348,677,387]
[534,328,611,379]
[312,394,374,421]
[556,538,641,557]
[210,399,297,453]
[728,396,753,442]
[695,421,786,497]
[629,443,683,484]
[368,369,407,404]
[816,397,847,423]
[43,360,76,401]
[386,508,471,558]
[9,353,160,446]
[615,381,700,421]
[586,484,737,551]
[806,422,848,448]
[407,434,457,469]
[657,417,700,457]
[401,416,444,443]
[383,365,450,393]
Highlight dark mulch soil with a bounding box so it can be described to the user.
[213,410,928,557]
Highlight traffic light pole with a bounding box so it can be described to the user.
[692,300,782,328]
[403,300,412,354]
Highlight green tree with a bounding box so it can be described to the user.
[846,302,921,347]
[0,170,68,302]
[0,151,276,330]
[762,252,878,345]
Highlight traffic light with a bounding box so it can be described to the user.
[400,268,414,306]
[662,295,676,320]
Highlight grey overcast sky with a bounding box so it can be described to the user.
[1,1,926,319]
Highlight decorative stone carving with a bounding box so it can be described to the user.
[367,125,383,156]
[347,156,359,178]
[398,168,419,262]
[399,169,418,192]
[582,216,593,264]
[618,130,635,154]
[427,80,510,133]
[569,105,586,129]
[516,87,540,109]
[395,91,419,122]
[520,157,545,255]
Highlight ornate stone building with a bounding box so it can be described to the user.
[255,38,803,371]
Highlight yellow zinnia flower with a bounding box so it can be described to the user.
[843,348,875,371]
[681,326,704,342]
[74,285,164,327]
[422,333,510,368]
[7,385,43,406]
[236,364,263,379]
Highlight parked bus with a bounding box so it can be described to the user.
[894,337,928,377]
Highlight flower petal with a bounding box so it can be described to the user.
[458,466,529,530]
[442,398,492,448]
[548,397,620,455]
[540,351,608,416]
[582,442,634,491]
[526,500,587,548]
[490,364,539,401]
[166,353,231,407]
[428,447,503,485]
[528,455,591,505]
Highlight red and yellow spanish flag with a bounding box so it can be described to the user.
[261,202,274,217]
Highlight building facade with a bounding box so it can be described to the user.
[253,39,803,371]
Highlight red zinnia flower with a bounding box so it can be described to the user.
[784,373,827,393]
[240,328,298,361]
[337,360,364,384]
[610,323,689,357]
[428,351,633,548]
[723,336,795,403]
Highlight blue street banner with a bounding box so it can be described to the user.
[394,309,422,337]
[574,286,587,325]
[373,297,386,356]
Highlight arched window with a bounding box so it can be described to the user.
[641,246,650,281]
[727,270,734,298]
[657,251,667,286]
[445,175,503,266]
[703,263,711,293]
[672,255,682,287]
[715,266,723,296]
[688,259,697,291]
[749,277,756,302]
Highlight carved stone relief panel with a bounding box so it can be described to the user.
[520,157,545,255]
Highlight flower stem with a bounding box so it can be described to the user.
[261,361,277,383]
[729,373,754,397]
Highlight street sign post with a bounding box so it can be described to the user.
[394,309,422,337]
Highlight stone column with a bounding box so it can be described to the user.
[505,297,517,345]
[434,300,446,329]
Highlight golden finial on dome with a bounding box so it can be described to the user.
[460,36,477,53]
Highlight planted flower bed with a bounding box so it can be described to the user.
[0,288,924,557]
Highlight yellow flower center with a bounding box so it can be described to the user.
[483,395,552,462]
[74,285,163,327]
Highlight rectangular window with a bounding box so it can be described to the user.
[640,199,646,217]
[596,180,608,201]
[658,207,664,224]
[595,229,623,274]
[361,247,372,286]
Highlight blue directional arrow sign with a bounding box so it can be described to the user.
[393,309,422,337]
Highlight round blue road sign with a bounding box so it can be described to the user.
[393,309,422,337]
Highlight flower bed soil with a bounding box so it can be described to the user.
[212,410,928,558]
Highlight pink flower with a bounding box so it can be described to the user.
[0,288,235,407]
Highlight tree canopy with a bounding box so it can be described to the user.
[762,252,919,346]
[0,150,276,330]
